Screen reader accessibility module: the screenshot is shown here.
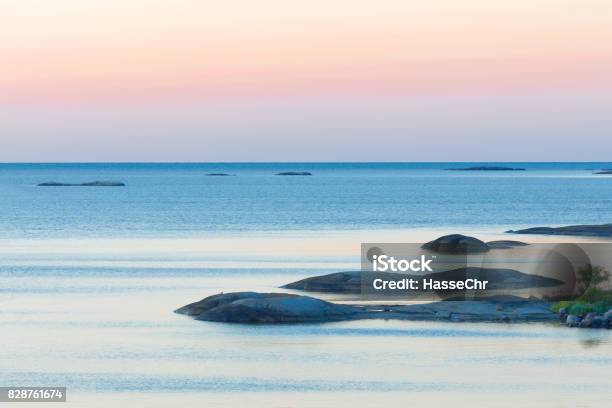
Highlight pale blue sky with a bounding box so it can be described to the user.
[1,90,610,162]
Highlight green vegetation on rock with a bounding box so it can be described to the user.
[552,288,612,314]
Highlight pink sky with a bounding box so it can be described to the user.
[1,0,611,160]
[3,0,611,103]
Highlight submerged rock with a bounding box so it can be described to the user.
[422,234,490,254]
[37,181,125,187]
[506,224,612,237]
[206,173,234,176]
[175,292,359,323]
[445,166,525,171]
[594,170,612,174]
[275,172,312,176]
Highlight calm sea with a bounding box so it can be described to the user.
[1,162,612,238]
[1,163,611,407]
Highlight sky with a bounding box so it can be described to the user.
[1,0,611,162]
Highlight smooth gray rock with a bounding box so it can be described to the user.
[422,234,490,254]
[282,268,562,294]
[38,181,125,187]
[282,271,363,293]
[591,315,605,329]
[566,314,582,327]
[175,292,359,323]
[428,268,562,290]
[380,300,557,323]
[558,307,568,323]
[580,312,598,328]
[176,292,557,324]
[506,224,612,237]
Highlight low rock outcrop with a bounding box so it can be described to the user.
[506,224,612,237]
[422,234,490,254]
[282,268,562,294]
[560,309,612,329]
[175,292,359,323]
[445,166,525,171]
[486,240,529,249]
[275,172,312,176]
[176,291,558,324]
[282,271,363,293]
[37,181,125,187]
[387,300,556,322]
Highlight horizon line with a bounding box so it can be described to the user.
[1,161,611,165]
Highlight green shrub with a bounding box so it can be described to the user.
[551,301,572,313]
[593,301,610,314]
[552,289,612,315]
[568,303,593,316]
